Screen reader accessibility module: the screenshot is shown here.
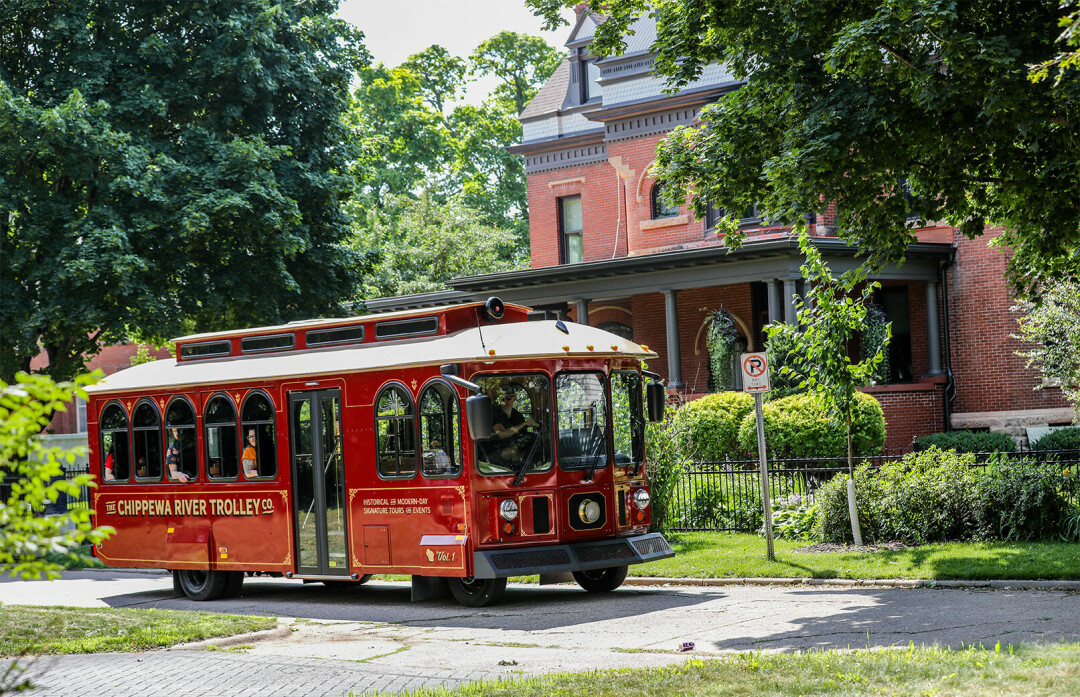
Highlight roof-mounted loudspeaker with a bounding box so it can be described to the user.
[483,297,505,321]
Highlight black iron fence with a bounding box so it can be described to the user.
[665,448,1080,533]
[1,462,92,515]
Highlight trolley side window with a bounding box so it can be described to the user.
[611,371,645,467]
[241,391,277,480]
[165,397,198,483]
[100,402,130,482]
[419,381,462,478]
[555,372,610,471]
[205,394,239,479]
[375,384,416,479]
[132,400,164,481]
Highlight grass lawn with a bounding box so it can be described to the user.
[0,606,277,656]
[393,642,1080,697]
[632,532,1080,581]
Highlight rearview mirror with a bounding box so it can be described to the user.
[466,395,493,441]
[646,382,666,423]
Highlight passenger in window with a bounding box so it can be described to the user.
[490,385,538,464]
[135,455,147,478]
[166,428,190,482]
[242,428,258,478]
[104,449,116,481]
[423,440,452,475]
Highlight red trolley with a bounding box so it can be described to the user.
[87,299,673,606]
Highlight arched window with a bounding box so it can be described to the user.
[165,397,198,483]
[651,182,679,219]
[418,381,462,478]
[375,384,416,479]
[597,321,633,342]
[131,400,163,481]
[100,402,130,482]
[241,391,277,480]
[205,394,239,479]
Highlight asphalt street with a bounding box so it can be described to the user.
[2,570,1078,696]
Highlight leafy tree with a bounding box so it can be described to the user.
[528,0,1080,294]
[351,194,526,299]
[401,45,469,115]
[0,0,369,383]
[471,31,564,114]
[1031,0,1080,84]
[1016,278,1080,415]
[766,232,891,545]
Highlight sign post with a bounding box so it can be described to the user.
[741,352,774,561]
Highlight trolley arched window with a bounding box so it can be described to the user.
[241,391,277,480]
[165,397,198,482]
[100,402,130,482]
[418,381,462,478]
[375,384,416,479]
[205,394,239,479]
[132,400,163,481]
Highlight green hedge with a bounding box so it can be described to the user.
[735,391,886,458]
[671,392,754,460]
[915,430,1017,453]
[1030,426,1080,452]
[815,448,1077,544]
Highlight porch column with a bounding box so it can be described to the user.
[925,281,944,376]
[767,280,782,324]
[574,298,589,325]
[662,289,684,389]
[783,278,798,324]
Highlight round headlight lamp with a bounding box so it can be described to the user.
[633,489,651,511]
[499,499,519,521]
[578,498,601,524]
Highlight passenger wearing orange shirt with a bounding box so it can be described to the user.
[242,428,258,478]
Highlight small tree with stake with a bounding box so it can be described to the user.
[767,232,891,546]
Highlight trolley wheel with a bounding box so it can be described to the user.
[572,566,628,593]
[222,571,245,598]
[448,577,507,607]
[321,575,372,588]
[175,569,228,601]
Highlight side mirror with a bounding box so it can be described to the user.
[646,382,666,423]
[466,395,493,441]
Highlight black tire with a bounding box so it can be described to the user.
[175,569,228,601]
[448,577,507,607]
[321,575,372,588]
[572,566,628,593]
[222,571,245,598]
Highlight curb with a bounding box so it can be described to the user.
[625,577,1080,591]
[172,625,293,651]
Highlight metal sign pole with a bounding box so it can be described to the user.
[754,392,774,561]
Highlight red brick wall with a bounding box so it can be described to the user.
[946,229,1069,415]
[527,159,624,268]
[863,385,947,453]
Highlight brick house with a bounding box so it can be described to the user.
[366,9,1072,452]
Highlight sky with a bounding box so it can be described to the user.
[335,0,574,104]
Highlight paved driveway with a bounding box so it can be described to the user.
[3,570,1078,696]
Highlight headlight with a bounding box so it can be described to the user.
[499,499,519,521]
[578,498,601,524]
[633,489,651,511]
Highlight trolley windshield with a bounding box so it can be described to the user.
[474,374,553,478]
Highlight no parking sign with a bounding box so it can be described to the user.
[740,352,771,393]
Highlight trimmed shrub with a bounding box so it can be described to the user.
[1029,426,1080,452]
[672,391,754,460]
[736,391,886,458]
[915,430,1017,453]
[814,448,1077,544]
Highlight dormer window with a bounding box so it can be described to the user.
[580,57,600,102]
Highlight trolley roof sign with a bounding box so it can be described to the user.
[740,352,771,393]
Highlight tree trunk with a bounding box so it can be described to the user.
[846,409,864,546]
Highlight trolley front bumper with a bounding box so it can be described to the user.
[471,532,673,579]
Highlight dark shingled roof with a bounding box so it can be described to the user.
[519,59,570,120]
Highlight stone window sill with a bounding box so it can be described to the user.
[640,214,689,231]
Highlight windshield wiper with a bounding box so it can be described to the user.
[512,435,543,486]
[583,429,607,481]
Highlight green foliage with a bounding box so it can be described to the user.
[915,431,1018,454]
[530,0,1080,293]
[1030,0,1080,84]
[768,495,818,541]
[763,330,805,399]
[815,448,1077,544]
[1016,278,1080,413]
[644,395,688,534]
[470,31,564,115]
[671,392,754,460]
[704,309,738,392]
[670,477,763,532]
[1,372,113,579]
[0,1,369,382]
[736,391,886,459]
[1030,426,1080,451]
[862,303,891,385]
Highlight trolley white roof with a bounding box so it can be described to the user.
[87,321,657,396]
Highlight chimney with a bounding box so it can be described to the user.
[574,3,588,21]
